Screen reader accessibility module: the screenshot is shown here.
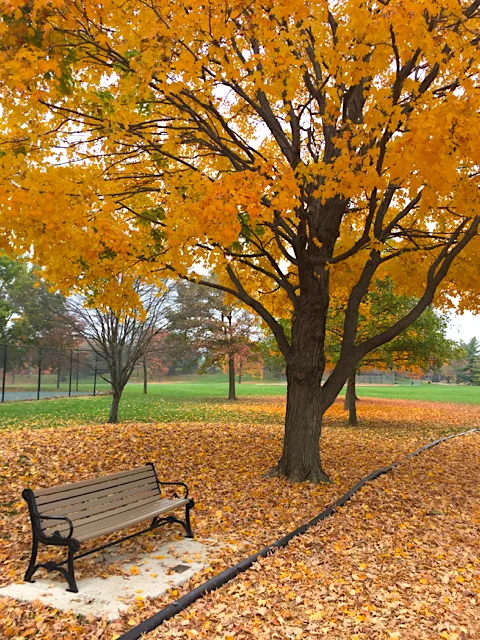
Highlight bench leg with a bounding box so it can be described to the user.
[24,543,78,593]
[66,548,78,593]
[24,537,39,583]
[185,499,194,538]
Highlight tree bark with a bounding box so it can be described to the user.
[228,353,236,400]
[108,390,121,423]
[143,356,148,395]
[268,364,330,483]
[344,372,358,426]
[268,290,331,483]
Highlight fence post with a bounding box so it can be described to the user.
[76,354,79,392]
[37,347,42,400]
[1,345,7,403]
[93,353,98,396]
[68,350,73,397]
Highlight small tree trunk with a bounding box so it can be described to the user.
[345,372,358,426]
[143,357,148,395]
[57,368,61,389]
[228,353,236,400]
[108,389,121,423]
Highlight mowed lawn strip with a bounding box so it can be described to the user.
[0,382,480,432]
[1,397,480,638]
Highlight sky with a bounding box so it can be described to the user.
[445,311,480,343]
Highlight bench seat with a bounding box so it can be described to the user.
[22,463,194,592]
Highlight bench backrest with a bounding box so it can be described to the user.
[31,464,160,538]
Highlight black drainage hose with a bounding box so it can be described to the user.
[119,428,479,640]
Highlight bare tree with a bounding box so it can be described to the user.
[66,280,170,423]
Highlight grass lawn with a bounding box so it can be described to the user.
[355,382,480,404]
[0,381,288,430]
[0,379,479,431]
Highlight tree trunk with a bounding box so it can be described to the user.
[344,372,358,426]
[143,357,148,395]
[266,257,339,483]
[228,353,236,400]
[343,371,359,408]
[57,368,61,389]
[108,390,121,423]
[269,365,330,483]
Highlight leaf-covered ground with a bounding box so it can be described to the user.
[1,396,479,639]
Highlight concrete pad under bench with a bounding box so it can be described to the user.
[0,538,210,620]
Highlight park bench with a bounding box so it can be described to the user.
[22,463,194,593]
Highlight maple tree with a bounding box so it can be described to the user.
[1,0,480,480]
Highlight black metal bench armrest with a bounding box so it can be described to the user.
[22,488,75,540]
[158,481,189,499]
[37,514,74,539]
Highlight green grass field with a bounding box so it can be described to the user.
[355,383,480,404]
[0,379,479,431]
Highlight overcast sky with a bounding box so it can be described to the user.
[445,311,480,343]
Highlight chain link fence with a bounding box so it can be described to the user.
[0,344,112,403]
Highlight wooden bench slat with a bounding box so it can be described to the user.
[44,498,189,542]
[38,479,160,516]
[39,486,161,521]
[35,468,156,506]
[34,465,154,498]
[41,494,165,535]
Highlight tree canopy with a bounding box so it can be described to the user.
[0,252,74,346]
[327,278,460,374]
[0,0,479,481]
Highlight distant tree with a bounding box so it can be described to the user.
[0,253,73,346]
[143,332,169,393]
[327,279,460,425]
[259,320,291,379]
[438,362,458,384]
[164,281,212,375]
[166,280,260,399]
[456,338,480,385]
[199,305,261,400]
[66,280,170,422]
[0,253,79,383]
[234,342,264,384]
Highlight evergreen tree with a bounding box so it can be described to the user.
[457,337,480,385]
